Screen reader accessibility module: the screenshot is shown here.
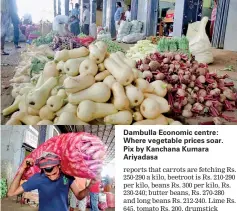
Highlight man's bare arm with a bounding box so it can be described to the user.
[7,158,34,197]
[70,178,98,200]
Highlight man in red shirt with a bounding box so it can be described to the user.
[89,178,101,211]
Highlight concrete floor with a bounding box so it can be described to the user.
[1,197,115,211]
[1,42,237,125]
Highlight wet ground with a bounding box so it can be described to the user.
[1,42,237,125]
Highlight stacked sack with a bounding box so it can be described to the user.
[117,20,144,43]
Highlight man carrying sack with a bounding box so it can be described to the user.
[7,152,99,211]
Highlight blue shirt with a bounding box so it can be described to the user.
[71,8,80,19]
[22,173,75,211]
[114,7,123,21]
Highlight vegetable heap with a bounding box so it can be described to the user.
[157,36,190,56]
[78,33,87,38]
[146,36,161,44]
[136,52,237,122]
[126,40,157,61]
[9,45,54,85]
[94,38,125,53]
[0,178,7,199]
[32,31,55,46]
[49,35,83,51]
[3,41,181,125]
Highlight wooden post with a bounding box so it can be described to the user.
[54,0,57,17]
[38,126,47,145]
[65,0,70,16]
[102,0,107,27]
[131,0,138,20]
[90,0,96,24]
[58,0,61,15]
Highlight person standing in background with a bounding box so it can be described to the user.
[89,178,101,211]
[125,5,131,21]
[11,12,21,49]
[210,0,218,39]
[70,3,80,35]
[10,0,21,49]
[70,177,89,211]
[71,3,80,19]
[1,0,11,55]
[104,175,112,192]
[114,2,124,35]
[53,15,73,36]
[82,5,90,35]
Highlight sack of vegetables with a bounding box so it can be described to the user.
[15,132,106,180]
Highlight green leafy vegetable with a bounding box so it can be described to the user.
[30,58,46,78]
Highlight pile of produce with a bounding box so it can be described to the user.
[3,41,181,125]
[32,31,55,46]
[49,34,83,51]
[9,45,55,86]
[0,178,7,199]
[78,33,87,38]
[146,36,161,44]
[73,36,95,47]
[157,36,190,56]
[16,132,106,179]
[94,38,125,53]
[10,45,54,90]
[136,52,237,122]
[126,40,157,61]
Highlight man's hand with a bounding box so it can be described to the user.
[22,158,34,170]
[88,175,101,188]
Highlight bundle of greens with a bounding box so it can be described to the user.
[95,38,125,53]
[0,178,7,199]
[30,58,47,78]
[157,36,190,56]
[32,31,56,47]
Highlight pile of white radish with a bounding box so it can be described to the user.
[3,41,182,125]
[9,45,55,85]
[126,40,157,62]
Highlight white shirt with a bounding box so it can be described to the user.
[83,9,90,25]
[54,15,69,25]
[125,11,131,21]
[53,15,70,36]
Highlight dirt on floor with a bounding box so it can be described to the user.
[1,42,237,125]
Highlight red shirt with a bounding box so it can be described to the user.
[89,181,101,193]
